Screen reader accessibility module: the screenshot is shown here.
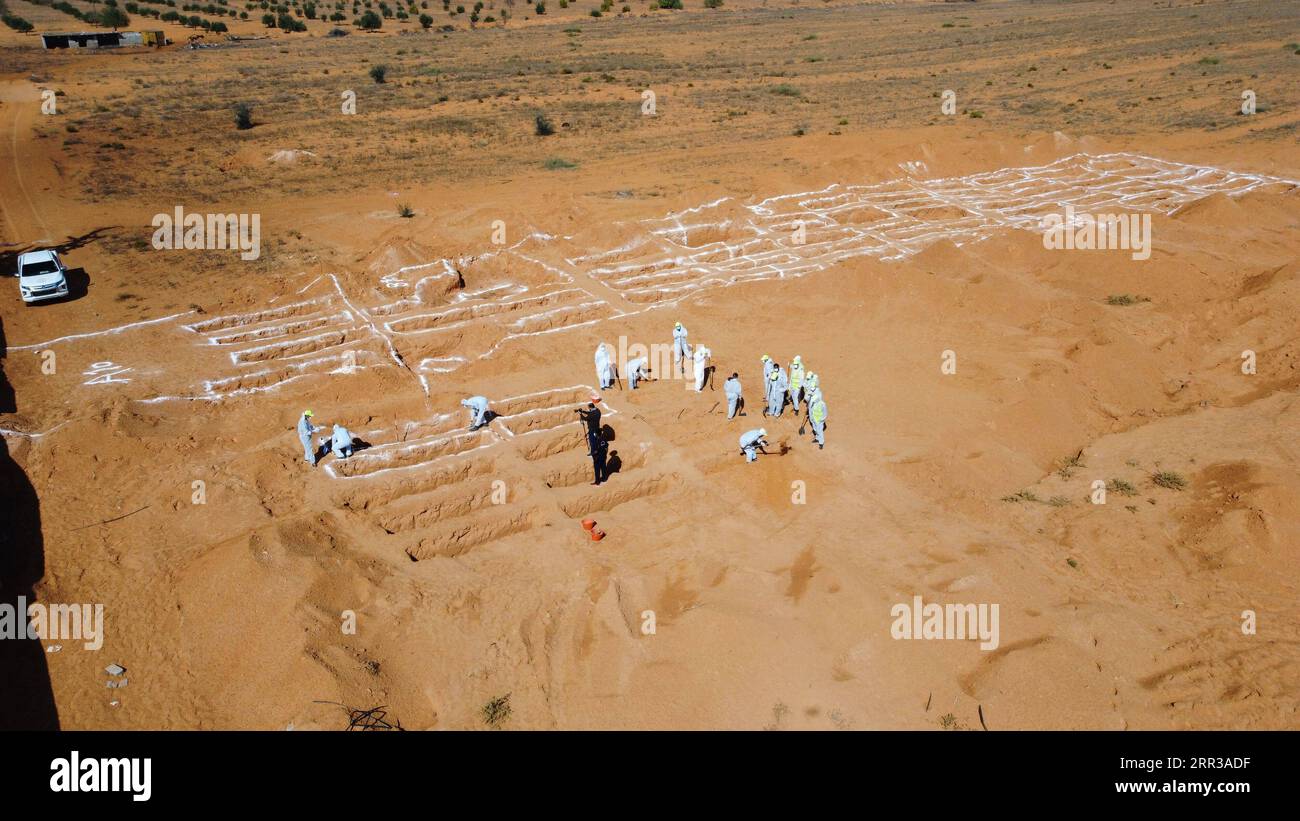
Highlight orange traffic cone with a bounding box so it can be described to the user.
[590,528,606,542]
[582,519,597,531]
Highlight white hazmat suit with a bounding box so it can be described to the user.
[724,375,743,419]
[739,427,768,463]
[594,343,615,390]
[767,368,788,417]
[693,345,711,392]
[672,323,690,370]
[331,424,355,459]
[627,357,649,390]
[298,412,323,465]
[461,396,490,430]
[808,390,827,448]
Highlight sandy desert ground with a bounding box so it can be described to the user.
[1,0,1298,730]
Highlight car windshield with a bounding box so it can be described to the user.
[21,260,58,277]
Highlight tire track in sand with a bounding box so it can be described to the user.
[0,80,53,246]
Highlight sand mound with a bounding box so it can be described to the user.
[358,236,443,278]
[908,238,978,275]
[1170,192,1247,225]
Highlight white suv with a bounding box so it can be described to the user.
[16,249,70,304]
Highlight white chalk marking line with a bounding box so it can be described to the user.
[184,298,331,334]
[208,311,354,346]
[322,437,501,480]
[327,273,426,397]
[322,384,614,479]
[18,154,1291,400]
[382,287,590,336]
[570,152,1300,304]
[0,421,69,440]
[227,328,361,366]
[7,311,196,352]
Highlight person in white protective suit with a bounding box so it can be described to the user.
[766,366,788,417]
[806,389,827,450]
[331,424,355,459]
[461,396,490,430]
[297,409,323,465]
[627,356,650,390]
[672,322,690,371]
[739,427,769,463]
[724,373,743,419]
[788,355,805,409]
[594,343,615,390]
[692,344,711,392]
[802,371,819,412]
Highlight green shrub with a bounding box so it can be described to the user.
[1106,478,1138,497]
[277,11,306,29]
[481,694,511,727]
[99,6,130,28]
[1152,471,1187,491]
[2,14,35,32]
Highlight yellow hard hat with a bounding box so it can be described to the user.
[760,354,770,361]
[304,409,313,417]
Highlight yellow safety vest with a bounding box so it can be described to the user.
[811,399,826,423]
